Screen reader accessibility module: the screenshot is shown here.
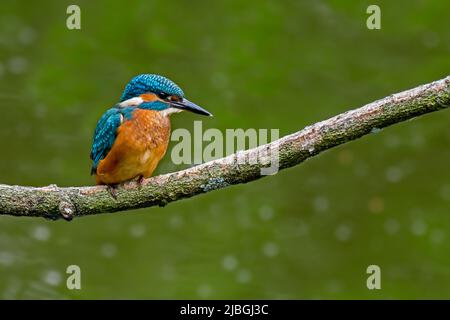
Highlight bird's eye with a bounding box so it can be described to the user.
[157,92,169,100]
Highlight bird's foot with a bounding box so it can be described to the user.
[106,184,119,200]
[137,175,145,188]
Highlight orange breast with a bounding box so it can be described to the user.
[96,109,171,185]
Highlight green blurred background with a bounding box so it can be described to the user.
[0,0,449,299]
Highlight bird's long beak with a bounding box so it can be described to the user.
[171,98,213,116]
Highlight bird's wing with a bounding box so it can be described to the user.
[90,107,124,175]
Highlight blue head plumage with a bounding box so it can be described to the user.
[120,74,185,102]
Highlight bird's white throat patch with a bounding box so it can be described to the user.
[160,107,182,117]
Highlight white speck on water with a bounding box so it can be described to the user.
[258,205,274,221]
[34,104,47,119]
[129,224,146,238]
[0,251,15,266]
[314,1,333,18]
[384,219,400,235]
[236,269,252,283]
[335,224,352,242]
[161,264,176,281]
[386,166,403,183]
[209,203,222,217]
[2,278,21,299]
[325,280,342,293]
[16,122,31,138]
[7,56,28,74]
[222,255,238,271]
[236,212,252,229]
[24,281,60,299]
[169,215,184,229]
[313,196,329,213]
[411,219,427,236]
[262,242,279,257]
[197,284,212,298]
[430,229,445,244]
[42,270,62,287]
[222,89,235,103]
[354,163,368,177]
[410,133,425,148]
[18,27,36,45]
[101,243,117,258]
[385,135,401,148]
[308,146,315,153]
[211,72,228,89]
[440,184,450,201]
[31,225,51,241]
[296,222,310,236]
[422,32,440,48]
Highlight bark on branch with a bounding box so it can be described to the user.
[1,76,449,220]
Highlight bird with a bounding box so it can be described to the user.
[90,74,212,197]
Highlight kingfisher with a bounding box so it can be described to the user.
[90,74,212,196]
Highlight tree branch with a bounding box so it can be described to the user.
[1,76,449,220]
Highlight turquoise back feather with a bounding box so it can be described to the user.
[90,106,134,174]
